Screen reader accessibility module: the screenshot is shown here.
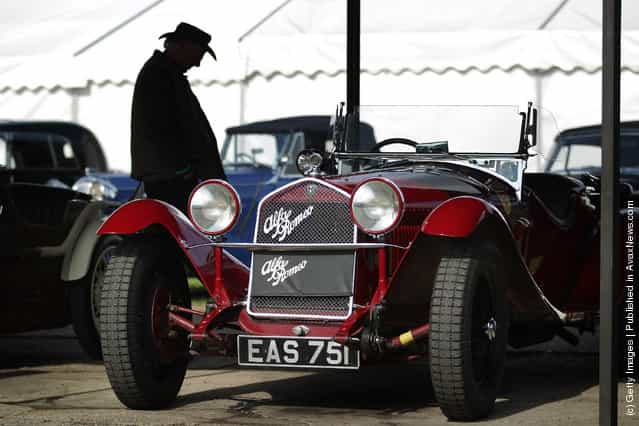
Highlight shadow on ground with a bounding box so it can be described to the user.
[182,352,598,420]
[0,326,96,369]
[0,326,602,421]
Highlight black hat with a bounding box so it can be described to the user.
[159,22,217,60]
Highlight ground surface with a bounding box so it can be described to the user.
[0,326,635,425]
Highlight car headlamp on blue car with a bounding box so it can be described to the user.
[350,178,405,235]
[188,179,241,236]
[72,176,118,201]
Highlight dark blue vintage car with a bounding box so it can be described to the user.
[221,115,376,264]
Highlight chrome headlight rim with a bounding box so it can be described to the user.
[350,177,405,235]
[187,179,241,236]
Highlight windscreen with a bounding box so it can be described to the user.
[350,105,523,154]
[221,133,281,168]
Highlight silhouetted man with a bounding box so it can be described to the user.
[131,22,226,214]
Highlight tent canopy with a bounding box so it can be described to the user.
[239,0,639,78]
[4,0,639,91]
[0,0,282,91]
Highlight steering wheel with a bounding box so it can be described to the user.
[234,153,254,163]
[371,138,418,152]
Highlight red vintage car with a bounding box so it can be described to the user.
[96,102,617,420]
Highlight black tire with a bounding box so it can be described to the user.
[69,235,121,360]
[100,235,191,409]
[429,243,508,421]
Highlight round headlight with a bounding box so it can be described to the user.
[350,178,404,235]
[188,180,241,236]
[72,176,118,200]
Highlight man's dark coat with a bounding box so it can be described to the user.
[131,50,226,182]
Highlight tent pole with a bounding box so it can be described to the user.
[237,0,293,43]
[538,0,571,30]
[240,57,248,124]
[346,0,360,115]
[346,0,360,153]
[73,0,166,57]
[600,0,621,424]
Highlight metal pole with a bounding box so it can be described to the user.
[346,0,360,115]
[346,0,360,154]
[600,0,621,424]
[73,0,166,57]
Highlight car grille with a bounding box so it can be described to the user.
[249,179,355,319]
[255,180,354,244]
[250,296,351,317]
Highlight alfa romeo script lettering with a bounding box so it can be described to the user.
[260,256,308,287]
[263,206,314,241]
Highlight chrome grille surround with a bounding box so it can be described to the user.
[255,180,354,244]
[247,178,356,320]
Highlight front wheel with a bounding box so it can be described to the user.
[429,243,508,421]
[100,235,191,409]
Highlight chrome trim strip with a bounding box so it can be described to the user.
[186,242,408,251]
[334,152,530,160]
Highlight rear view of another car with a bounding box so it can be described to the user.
[0,121,131,359]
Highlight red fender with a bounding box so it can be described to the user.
[98,199,248,302]
[421,196,507,238]
[98,199,208,243]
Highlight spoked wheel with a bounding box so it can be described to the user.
[100,235,191,409]
[69,236,121,360]
[429,242,508,421]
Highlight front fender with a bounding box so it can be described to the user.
[421,196,503,237]
[98,199,209,246]
[383,196,564,346]
[97,199,249,303]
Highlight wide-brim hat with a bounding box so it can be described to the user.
[159,22,217,60]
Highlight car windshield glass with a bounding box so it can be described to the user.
[222,133,281,168]
[551,134,639,174]
[0,131,79,170]
[350,105,523,154]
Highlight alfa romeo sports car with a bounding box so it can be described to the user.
[96,101,616,420]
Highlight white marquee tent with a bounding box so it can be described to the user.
[1,0,639,171]
[239,0,639,169]
[0,0,281,171]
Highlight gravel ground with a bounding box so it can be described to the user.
[0,326,635,425]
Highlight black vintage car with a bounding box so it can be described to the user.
[0,121,134,359]
[546,121,639,190]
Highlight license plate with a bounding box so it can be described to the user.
[237,336,360,369]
